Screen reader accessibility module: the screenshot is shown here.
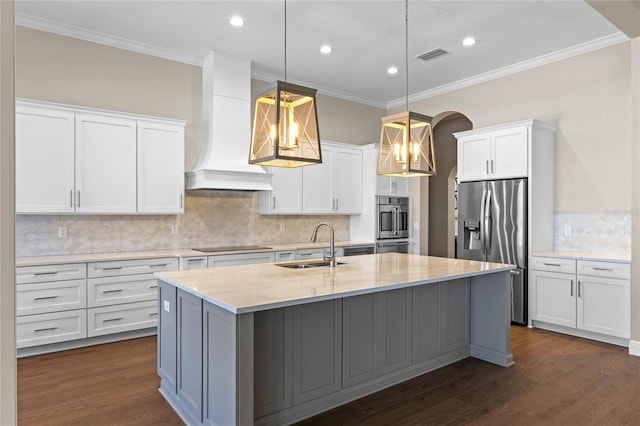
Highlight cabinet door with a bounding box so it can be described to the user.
[392,177,411,196]
[292,299,342,405]
[530,270,576,328]
[75,112,137,213]
[302,146,334,214]
[376,288,412,375]
[254,308,293,418]
[158,281,177,395]
[491,126,528,179]
[577,276,630,338]
[137,120,185,213]
[260,167,303,214]
[208,252,275,267]
[334,147,363,214]
[176,289,203,423]
[16,105,75,213]
[457,133,491,182]
[342,294,377,387]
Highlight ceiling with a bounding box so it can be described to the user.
[15,1,625,109]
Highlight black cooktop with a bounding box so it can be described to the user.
[192,245,272,253]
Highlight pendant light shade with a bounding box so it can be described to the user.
[249,0,322,168]
[249,80,322,167]
[377,111,435,177]
[377,0,436,177]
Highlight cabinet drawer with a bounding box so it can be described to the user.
[208,252,275,267]
[88,275,158,307]
[295,247,345,260]
[17,279,87,316]
[17,263,86,284]
[531,256,576,274]
[577,260,631,280]
[17,309,87,348]
[88,257,178,278]
[180,256,207,270]
[87,300,157,337]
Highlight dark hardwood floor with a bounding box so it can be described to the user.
[18,326,640,425]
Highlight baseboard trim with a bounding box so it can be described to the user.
[629,340,640,357]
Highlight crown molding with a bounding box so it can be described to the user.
[15,13,204,66]
[386,32,630,109]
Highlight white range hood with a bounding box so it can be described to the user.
[186,51,273,191]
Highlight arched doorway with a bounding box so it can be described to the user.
[420,111,472,257]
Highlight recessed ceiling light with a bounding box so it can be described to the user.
[387,66,399,75]
[320,44,333,54]
[462,36,476,47]
[230,16,244,27]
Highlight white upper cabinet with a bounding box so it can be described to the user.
[137,120,185,213]
[16,99,186,215]
[456,122,530,182]
[261,141,363,215]
[302,142,362,215]
[259,167,303,214]
[75,112,137,213]
[376,175,410,197]
[16,104,76,213]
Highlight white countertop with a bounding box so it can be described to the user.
[155,253,514,314]
[15,241,375,267]
[532,251,631,264]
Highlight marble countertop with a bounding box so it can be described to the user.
[15,241,376,267]
[155,253,514,314]
[532,251,631,264]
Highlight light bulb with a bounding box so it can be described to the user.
[288,122,299,148]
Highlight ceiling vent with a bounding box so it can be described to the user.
[416,48,449,62]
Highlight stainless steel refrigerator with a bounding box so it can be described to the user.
[457,178,527,324]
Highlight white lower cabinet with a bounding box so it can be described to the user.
[16,257,178,353]
[207,252,275,267]
[17,309,87,348]
[180,256,207,270]
[88,300,158,337]
[530,256,630,341]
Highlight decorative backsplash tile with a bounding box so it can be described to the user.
[553,213,631,254]
[16,191,350,257]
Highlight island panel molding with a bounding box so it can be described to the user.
[155,253,514,425]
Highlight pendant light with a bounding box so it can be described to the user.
[249,0,322,168]
[377,0,436,177]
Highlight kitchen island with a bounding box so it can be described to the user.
[154,253,514,426]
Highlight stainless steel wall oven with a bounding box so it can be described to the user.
[376,196,409,253]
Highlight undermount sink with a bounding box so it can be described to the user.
[275,260,347,269]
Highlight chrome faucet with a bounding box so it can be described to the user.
[310,222,336,267]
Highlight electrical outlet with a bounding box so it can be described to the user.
[163,300,171,313]
[58,226,67,239]
[279,223,286,232]
[564,226,572,237]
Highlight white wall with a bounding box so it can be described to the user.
[407,42,631,214]
[0,1,16,423]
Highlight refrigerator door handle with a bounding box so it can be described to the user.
[484,190,492,255]
[479,189,487,255]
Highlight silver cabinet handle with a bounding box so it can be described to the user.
[542,263,562,267]
[149,285,158,289]
[592,267,613,272]
[273,196,276,210]
[70,190,73,208]
[102,267,122,271]
[150,264,169,268]
[149,312,158,317]
[578,280,582,298]
[570,279,574,297]
[486,160,489,174]
[34,327,58,333]
[34,296,57,301]
[77,191,81,208]
[34,271,57,276]
[102,289,123,294]
[509,270,520,276]
[491,159,494,173]
[335,198,338,210]
[103,317,123,323]
[179,193,183,209]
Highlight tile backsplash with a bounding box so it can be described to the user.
[16,191,350,257]
[553,213,631,254]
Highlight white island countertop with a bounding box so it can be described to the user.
[155,253,514,314]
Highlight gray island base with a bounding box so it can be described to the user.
[154,253,514,425]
